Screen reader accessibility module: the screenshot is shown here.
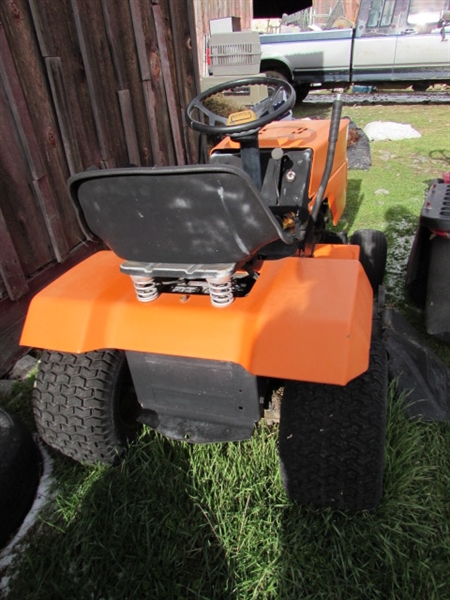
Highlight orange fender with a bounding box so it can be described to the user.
[21,247,372,386]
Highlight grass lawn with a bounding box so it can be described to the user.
[1,100,449,599]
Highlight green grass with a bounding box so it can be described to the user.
[1,102,450,599]
[1,391,449,599]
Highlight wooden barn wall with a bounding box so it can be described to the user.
[0,0,199,375]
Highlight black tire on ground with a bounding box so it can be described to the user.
[350,229,387,293]
[279,336,388,512]
[412,82,429,92]
[425,236,450,342]
[293,83,310,102]
[0,409,41,548]
[33,349,141,465]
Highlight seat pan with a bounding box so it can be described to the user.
[69,165,292,265]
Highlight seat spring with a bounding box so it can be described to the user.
[131,276,159,303]
[208,276,234,307]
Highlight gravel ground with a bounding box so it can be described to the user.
[304,90,450,104]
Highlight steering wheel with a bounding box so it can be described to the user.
[186,76,296,137]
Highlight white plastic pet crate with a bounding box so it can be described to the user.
[208,32,261,76]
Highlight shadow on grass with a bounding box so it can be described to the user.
[429,148,450,168]
[329,177,364,235]
[384,203,419,245]
[4,432,236,600]
[3,406,450,599]
[342,178,364,232]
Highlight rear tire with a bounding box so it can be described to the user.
[33,350,141,465]
[279,336,387,512]
[350,229,387,293]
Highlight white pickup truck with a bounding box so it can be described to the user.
[259,0,450,100]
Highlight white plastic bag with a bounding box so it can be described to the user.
[363,121,421,141]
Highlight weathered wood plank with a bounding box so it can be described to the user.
[130,0,175,165]
[118,90,141,166]
[71,0,123,168]
[128,0,152,81]
[45,57,84,175]
[0,1,80,258]
[0,79,54,275]
[0,208,29,301]
[101,0,153,166]
[32,177,70,263]
[101,0,128,90]
[29,0,102,170]
[0,23,70,267]
[0,21,45,181]
[141,80,164,166]
[28,0,55,58]
[169,0,199,163]
[152,3,186,165]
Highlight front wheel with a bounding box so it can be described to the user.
[279,336,388,512]
[33,350,141,465]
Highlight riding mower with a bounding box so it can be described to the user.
[21,77,389,512]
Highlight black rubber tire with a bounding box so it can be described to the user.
[350,229,387,293]
[0,409,41,548]
[261,70,310,103]
[32,350,141,465]
[293,83,310,102]
[412,82,429,92]
[425,236,450,342]
[279,336,388,512]
[261,69,290,83]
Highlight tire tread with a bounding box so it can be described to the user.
[279,338,387,511]
[33,350,135,464]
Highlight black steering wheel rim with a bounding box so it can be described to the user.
[186,76,296,136]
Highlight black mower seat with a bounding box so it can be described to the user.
[68,165,293,266]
